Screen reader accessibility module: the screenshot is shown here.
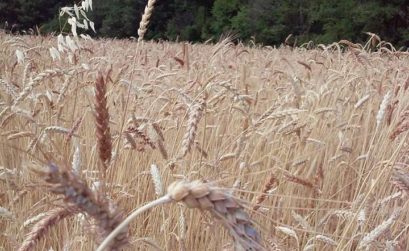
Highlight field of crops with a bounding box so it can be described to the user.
[1,32,409,250]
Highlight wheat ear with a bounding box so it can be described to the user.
[97,180,265,251]
[390,110,409,140]
[178,93,207,159]
[19,206,77,251]
[126,125,156,149]
[169,181,264,249]
[95,72,112,167]
[255,108,306,127]
[376,90,392,128]
[357,208,401,249]
[253,173,278,211]
[391,166,409,194]
[41,163,129,250]
[137,0,156,42]
[13,69,64,107]
[0,78,18,99]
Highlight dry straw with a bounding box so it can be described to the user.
[3,30,409,251]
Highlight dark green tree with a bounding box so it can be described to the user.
[0,0,70,33]
[211,0,247,37]
[160,0,213,41]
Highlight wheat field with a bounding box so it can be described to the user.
[1,31,409,251]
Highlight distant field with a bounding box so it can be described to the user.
[1,33,409,250]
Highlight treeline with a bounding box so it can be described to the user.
[1,0,408,47]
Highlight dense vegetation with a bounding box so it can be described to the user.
[1,0,408,47]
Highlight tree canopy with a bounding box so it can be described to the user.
[1,0,408,47]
